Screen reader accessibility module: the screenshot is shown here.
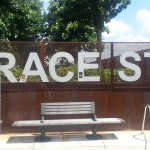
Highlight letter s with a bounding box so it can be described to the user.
[118,52,141,82]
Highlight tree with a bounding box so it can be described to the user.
[0,0,44,41]
[46,0,96,42]
[46,0,131,71]
[47,0,131,42]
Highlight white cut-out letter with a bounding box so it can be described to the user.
[78,52,100,82]
[118,52,141,82]
[49,52,74,82]
[20,52,48,82]
[0,52,17,82]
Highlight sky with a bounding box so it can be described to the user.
[43,0,150,42]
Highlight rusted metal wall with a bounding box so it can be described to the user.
[0,42,150,133]
[1,83,150,133]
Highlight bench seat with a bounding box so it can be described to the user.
[12,118,125,127]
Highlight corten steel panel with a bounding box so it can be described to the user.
[1,84,150,133]
[1,42,150,133]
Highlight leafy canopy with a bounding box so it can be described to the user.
[47,0,131,42]
[0,0,44,41]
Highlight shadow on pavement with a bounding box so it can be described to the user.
[6,133,118,143]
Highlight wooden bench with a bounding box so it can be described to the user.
[12,102,125,140]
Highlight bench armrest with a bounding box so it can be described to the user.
[41,116,44,123]
[92,114,97,121]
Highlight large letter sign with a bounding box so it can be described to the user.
[49,52,74,82]
[1,51,149,83]
[0,52,17,83]
[78,52,100,82]
[20,52,49,82]
[118,52,141,82]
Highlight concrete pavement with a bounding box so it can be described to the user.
[0,131,150,150]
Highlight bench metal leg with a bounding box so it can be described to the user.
[35,127,51,142]
[86,126,101,140]
[41,127,45,139]
[92,126,97,136]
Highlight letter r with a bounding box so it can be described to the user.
[0,52,17,82]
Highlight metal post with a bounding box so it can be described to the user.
[40,42,46,65]
[0,63,1,133]
[141,104,150,134]
[111,43,114,89]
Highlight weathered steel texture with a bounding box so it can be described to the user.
[0,42,150,133]
[1,84,150,133]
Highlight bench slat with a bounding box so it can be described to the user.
[45,105,92,109]
[41,102,95,115]
[43,102,93,105]
[44,110,93,115]
[12,118,125,127]
[45,108,92,111]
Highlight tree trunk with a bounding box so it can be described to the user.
[96,27,102,71]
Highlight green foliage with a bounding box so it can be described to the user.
[101,69,111,82]
[0,0,131,42]
[27,76,42,82]
[1,66,22,82]
[11,67,22,80]
[56,65,78,81]
[47,0,131,42]
[46,0,96,42]
[0,0,44,41]
[101,68,135,82]
[1,66,47,82]
[1,65,135,83]
[85,69,100,77]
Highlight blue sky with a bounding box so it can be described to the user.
[103,0,150,42]
[43,0,150,42]
[116,0,149,27]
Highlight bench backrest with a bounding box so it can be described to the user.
[41,102,95,115]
